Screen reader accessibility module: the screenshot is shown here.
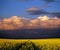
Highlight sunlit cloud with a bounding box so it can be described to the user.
[0,15,60,30]
[28,16,60,29]
[0,16,28,30]
[26,7,48,15]
[26,7,39,11]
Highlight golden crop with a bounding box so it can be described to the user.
[0,39,60,50]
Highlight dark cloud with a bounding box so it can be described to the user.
[43,0,55,3]
[43,0,60,3]
[27,10,49,15]
[26,7,60,17]
[26,7,49,15]
[51,12,60,17]
[16,0,33,2]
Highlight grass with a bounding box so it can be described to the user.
[0,38,60,50]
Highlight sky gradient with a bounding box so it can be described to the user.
[0,0,60,38]
[0,0,60,19]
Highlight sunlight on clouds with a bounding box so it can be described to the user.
[0,16,25,30]
[0,16,60,30]
[26,7,39,12]
[37,15,49,21]
[27,16,60,29]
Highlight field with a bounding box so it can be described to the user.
[0,39,60,50]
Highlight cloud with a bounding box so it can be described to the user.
[16,0,33,2]
[26,7,39,11]
[43,0,55,3]
[26,7,49,15]
[0,15,60,30]
[51,12,60,18]
[26,7,60,17]
[27,15,60,29]
[43,0,60,3]
[0,16,28,30]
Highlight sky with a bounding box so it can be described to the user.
[0,0,60,38]
[0,0,60,19]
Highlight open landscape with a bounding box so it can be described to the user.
[0,39,60,50]
[0,0,60,50]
